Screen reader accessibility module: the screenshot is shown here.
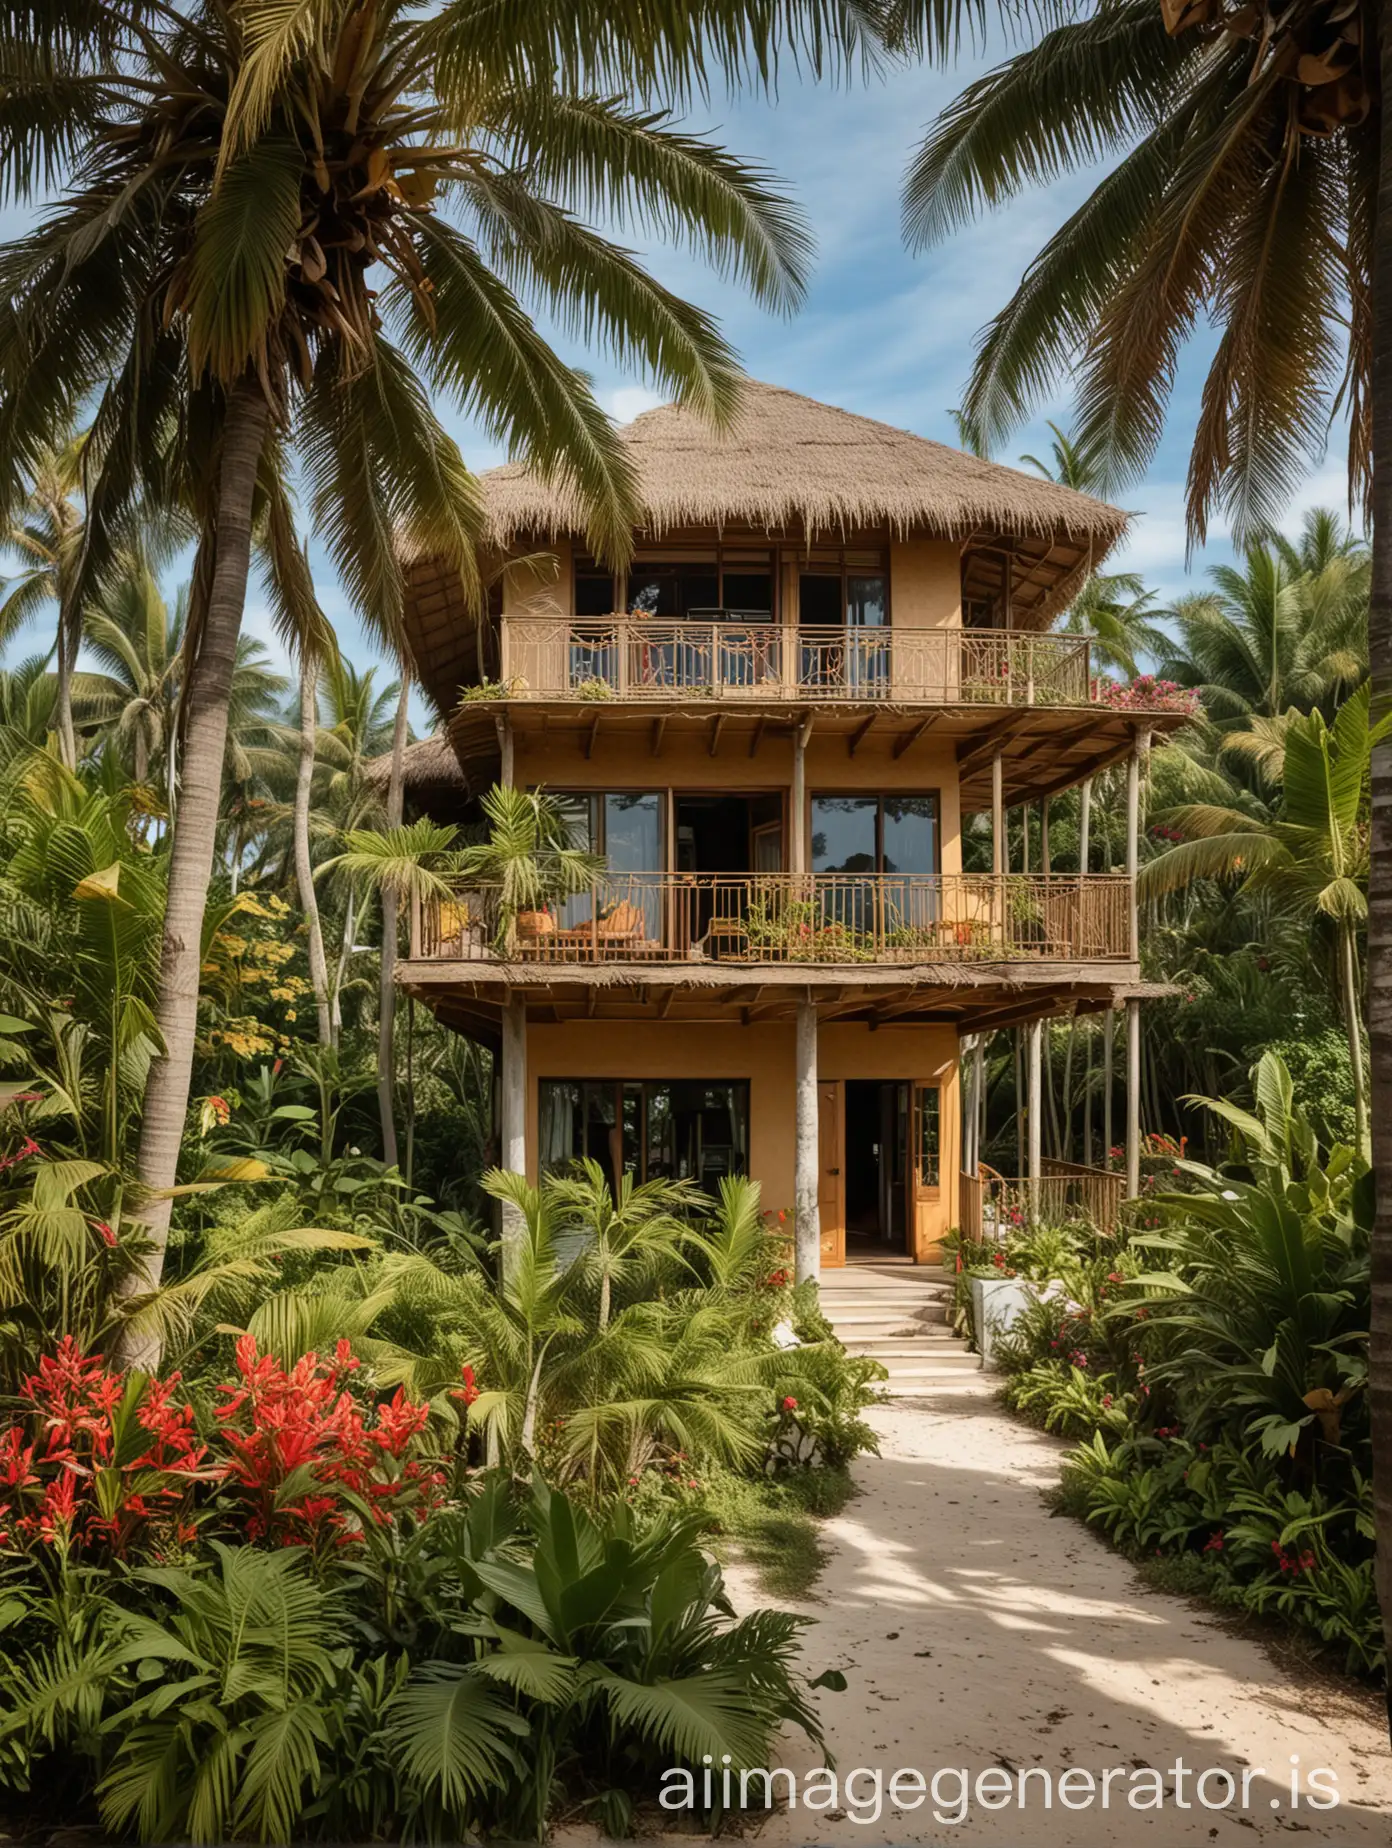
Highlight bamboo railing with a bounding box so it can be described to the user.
[410,871,1132,966]
[497,618,1094,707]
[958,1158,1125,1240]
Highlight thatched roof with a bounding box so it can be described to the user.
[480,381,1128,552]
[364,734,468,795]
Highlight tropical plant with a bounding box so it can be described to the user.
[1141,684,1388,1148]
[456,785,606,949]
[1,0,839,1351]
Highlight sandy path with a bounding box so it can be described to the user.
[717,1380,1392,1847]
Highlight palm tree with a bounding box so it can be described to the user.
[1141,684,1388,1152]
[1157,518,1368,732]
[377,672,413,1168]
[887,1,1392,1637]
[1,0,849,1343]
[0,437,84,762]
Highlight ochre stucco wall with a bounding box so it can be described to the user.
[524,1018,962,1263]
[888,538,962,629]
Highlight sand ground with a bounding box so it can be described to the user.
[713,1380,1392,1846]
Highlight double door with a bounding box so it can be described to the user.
[816,1079,944,1266]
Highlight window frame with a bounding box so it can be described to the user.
[807,791,942,878]
[537,1077,751,1188]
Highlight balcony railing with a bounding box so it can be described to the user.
[408,872,1132,967]
[960,1160,1126,1239]
[496,618,1093,707]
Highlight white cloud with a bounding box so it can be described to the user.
[602,384,666,423]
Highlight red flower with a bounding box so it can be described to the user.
[781,1396,798,1412]
[91,1220,117,1249]
[449,1363,480,1408]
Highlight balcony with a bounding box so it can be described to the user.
[497,617,1100,709]
[408,872,1132,968]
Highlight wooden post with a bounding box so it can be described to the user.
[973,1035,985,1176]
[1027,1016,1043,1221]
[1079,778,1092,875]
[1040,797,1050,874]
[500,994,527,1279]
[1103,1005,1115,1170]
[992,750,1004,946]
[794,1000,820,1283]
[495,714,515,790]
[790,721,810,879]
[1126,996,1141,1199]
[1126,730,1141,961]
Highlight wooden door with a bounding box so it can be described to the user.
[910,1084,944,1263]
[817,1080,844,1267]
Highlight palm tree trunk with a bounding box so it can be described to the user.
[53,598,78,768]
[118,376,270,1363]
[330,887,359,1038]
[377,674,410,1167]
[1366,19,1392,1725]
[1339,919,1369,1151]
[294,649,334,1045]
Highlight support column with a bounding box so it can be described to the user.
[991,750,1004,946]
[1103,1005,1115,1171]
[1125,729,1145,961]
[972,1035,985,1176]
[1040,797,1050,874]
[790,723,809,877]
[794,1000,820,1283]
[494,715,515,789]
[1079,778,1092,876]
[1026,1016,1043,1222]
[500,994,527,1278]
[1126,996,1141,1199]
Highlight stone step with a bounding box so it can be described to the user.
[871,1353,981,1376]
[819,1284,952,1303]
[840,1333,964,1354]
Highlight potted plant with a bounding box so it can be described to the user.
[457,785,605,952]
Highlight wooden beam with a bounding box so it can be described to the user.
[748,714,767,758]
[892,715,936,760]
[650,715,667,757]
[584,713,602,760]
[709,713,727,757]
[957,713,1030,773]
[659,986,677,1019]
[847,713,877,758]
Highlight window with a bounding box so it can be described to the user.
[810,795,939,877]
[574,567,616,616]
[539,1080,749,1190]
[914,1086,941,1189]
[550,792,664,934]
[797,550,889,692]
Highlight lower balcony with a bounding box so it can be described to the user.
[408,872,1132,968]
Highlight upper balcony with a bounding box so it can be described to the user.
[496,616,1110,710]
[408,870,1132,970]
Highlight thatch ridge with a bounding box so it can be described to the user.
[480,380,1128,551]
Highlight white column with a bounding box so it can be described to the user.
[1026,1016,1043,1221]
[1126,996,1141,1200]
[794,1000,820,1283]
[500,993,527,1278]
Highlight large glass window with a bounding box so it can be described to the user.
[550,792,663,934]
[811,796,939,877]
[539,1080,749,1191]
[810,797,878,875]
[915,1086,941,1189]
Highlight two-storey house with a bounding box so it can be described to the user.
[393,384,1185,1275]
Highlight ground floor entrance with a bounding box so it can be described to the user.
[814,1077,945,1266]
[524,1017,959,1267]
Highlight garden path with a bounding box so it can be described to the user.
[725,1380,1392,1846]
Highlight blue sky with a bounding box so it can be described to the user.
[2,46,1356,722]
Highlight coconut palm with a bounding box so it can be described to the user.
[887,4,1392,1660]
[0,0,853,1340]
[1141,684,1389,1154]
[1157,518,1368,734]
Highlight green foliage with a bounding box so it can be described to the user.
[979,1053,1380,1681]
